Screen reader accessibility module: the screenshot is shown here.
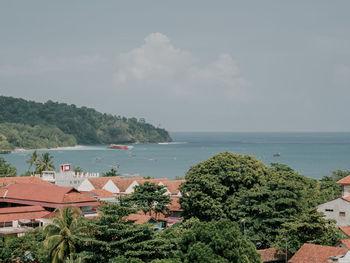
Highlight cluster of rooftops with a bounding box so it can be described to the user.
[0,176,184,236]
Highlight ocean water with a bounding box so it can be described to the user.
[3,132,350,179]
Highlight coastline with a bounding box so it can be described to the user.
[13,145,83,152]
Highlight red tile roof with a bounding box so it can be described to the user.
[257,248,284,262]
[84,189,116,198]
[340,226,350,237]
[337,239,350,249]
[88,177,118,189]
[337,175,350,184]
[127,210,167,224]
[288,243,348,263]
[163,180,185,195]
[0,205,51,222]
[0,183,99,208]
[0,176,52,187]
[169,198,182,212]
[112,177,144,192]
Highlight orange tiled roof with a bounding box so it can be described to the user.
[127,210,167,224]
[88,177,118,189]
[340,226,350,237]
[288,243,348,263]
[0,176,52,187]
[86,189,116,198]
[343,196,350,202]
[337,175,350,184]
[257,248,284,262]
[0,183,98,208]
[337,239,350,249]
[0,205,51,222]
[169,198,182,212]
[164,180,185,195]
[111,177,144,192]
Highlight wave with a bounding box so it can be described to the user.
[158,142,187,145]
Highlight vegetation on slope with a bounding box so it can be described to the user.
[0,96,172,147]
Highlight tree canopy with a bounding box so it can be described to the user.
[0,156,16,177]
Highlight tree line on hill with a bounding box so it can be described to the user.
[0,152,349,262]
[0,96,172,150]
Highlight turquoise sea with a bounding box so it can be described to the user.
[3,132,350,179]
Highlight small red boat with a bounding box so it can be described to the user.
[107,144,133,150]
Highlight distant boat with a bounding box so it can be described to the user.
[273,153,280,157]
[107,144,133,150]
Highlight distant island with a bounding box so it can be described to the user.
[0,96,172,151]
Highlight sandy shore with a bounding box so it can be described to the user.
[13,145,83,152]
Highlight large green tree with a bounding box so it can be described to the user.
[121,181,171,216]
[179,152,270,221]
[177,219,261,263]
[318,169,350,204]
[44,207,86,263]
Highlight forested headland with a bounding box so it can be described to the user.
[0,96,172,150]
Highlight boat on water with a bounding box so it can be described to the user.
[107,144,133,150]
[272,153,281,157]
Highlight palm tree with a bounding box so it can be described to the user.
[35,152,55,174]
[44,207,85,263]
[26,150,39,171]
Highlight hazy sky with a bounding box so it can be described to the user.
[1,1,350,132]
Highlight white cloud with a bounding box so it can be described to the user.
[114,33,249,103]
[0,55,106,76]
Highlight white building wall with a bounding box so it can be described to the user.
[339,251,350,263]
[125,181,139,194]
[77,179,95,191]
[343,185,350,197]
[103,180,120,194]
[317,198,350,226]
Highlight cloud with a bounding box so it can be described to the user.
[114,33,249,103]
[0,55,106,76]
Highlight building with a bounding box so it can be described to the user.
[317,175,350,226]
[35,164,99,188]
[0,183,99,217]
[288,243,348,263]
[0,205,51,241]
[257,248,284,263]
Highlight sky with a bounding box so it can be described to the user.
[0,1,350,132]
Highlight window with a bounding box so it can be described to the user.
[340,212,346,217]
[325,209,334,212]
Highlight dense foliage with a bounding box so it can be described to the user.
[0,156,16,176]
[0,122,77,150]
[120,182,171,215]
[0,96,172,145]
[179,152,345,250]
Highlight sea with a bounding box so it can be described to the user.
[3,132,350,179]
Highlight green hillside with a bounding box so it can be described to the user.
[0,96,172,148]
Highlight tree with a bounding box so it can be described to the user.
[177,219,262,263]
[121,181,171,216]
[0,157,16,177]
[73,166,83,174]
[179,152,270,221]
[102,168,120,177]
[273,208,344,255]
[226,163,316,248]
[27,150,39,171]
[318,170,350,204]
[78,202,173,262]
[35,152,55,174]
[44,207,86,263]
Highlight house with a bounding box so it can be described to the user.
[288,243,348,263]
[340,226,350,237]
[128,210,167,230]
[167,197,182,226]
[82,189,117,202]
[257,248,284,263]
[0,205,51,241]
[0,176,53,187]
[35,165,99,188]
[317,175,350,226]
[77,177,169,195]
[0,183,99,217]
[336,239,350,250]
[162,180,185,197]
